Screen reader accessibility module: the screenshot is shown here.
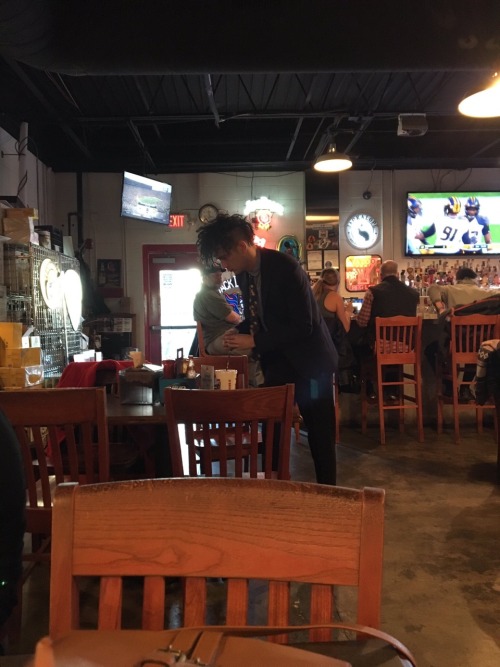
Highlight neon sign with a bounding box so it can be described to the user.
[244,196,284,231]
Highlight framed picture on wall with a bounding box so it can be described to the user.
[277,235,302,260]
[97,258,123,297]
[345,255,382,292]
[323,249,339,269]
[307,250,323,271]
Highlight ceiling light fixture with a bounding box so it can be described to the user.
[313,144,352,173]
[458,72,500,118]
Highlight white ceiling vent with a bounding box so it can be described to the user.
[397,113,428,137]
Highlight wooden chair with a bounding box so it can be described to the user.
[437,313,500,443]
[49,478,385,642]
[195,321,207,356]
[362,316,423,445]
[192,354,302,443]
[164,384,295,479]
[0,387,110,640]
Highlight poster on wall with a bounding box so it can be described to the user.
[305,224,339,251]
[306,250,323,271]
[345,255,382,292]
[97,259,123,297]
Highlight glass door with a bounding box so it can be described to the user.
[143,245,200,363]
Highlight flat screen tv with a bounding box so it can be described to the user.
[405,191,500,257]
[120,171,172,224]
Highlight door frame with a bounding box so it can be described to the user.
[142,244,199,362]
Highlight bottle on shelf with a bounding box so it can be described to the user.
[186,355,196,379]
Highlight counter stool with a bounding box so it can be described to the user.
[362,316,423,445]
[436,313,500,444]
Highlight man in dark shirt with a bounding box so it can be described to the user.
[196,213,338,485]
[351,260,419,401]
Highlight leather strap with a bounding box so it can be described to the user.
[179,623,417,667]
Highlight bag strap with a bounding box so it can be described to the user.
[177,623,417,667]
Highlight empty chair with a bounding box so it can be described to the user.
[437,313,500,443]
[362,316,423,445]
[164,384,294,479]
[0,386,110,639]
[49,478,385,643]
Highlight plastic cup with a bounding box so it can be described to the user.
[215,369,238,390]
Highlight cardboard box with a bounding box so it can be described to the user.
[0,364,44,388]
[0,322,23,349]
[0,346,42,367]
[5,207,38,218]
[2,216,36,244]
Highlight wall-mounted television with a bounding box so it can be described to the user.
[406,191,500,257]
[120,171,172,224]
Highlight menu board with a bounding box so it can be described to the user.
[345,255,382,292]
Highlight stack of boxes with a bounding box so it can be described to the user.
[0,322,44,389]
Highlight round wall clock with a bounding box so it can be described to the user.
[345,213,380,250]
[198,203,219,224]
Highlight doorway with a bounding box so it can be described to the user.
[143,245,201,363]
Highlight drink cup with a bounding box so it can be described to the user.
[215,369,238,390]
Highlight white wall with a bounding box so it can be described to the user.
[338,167,500,297]
[52,170,306,349]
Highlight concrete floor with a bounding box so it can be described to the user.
[7,411,500,667]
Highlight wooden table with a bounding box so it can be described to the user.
[106,396,172,477]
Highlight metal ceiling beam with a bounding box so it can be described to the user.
[126,120,156,171]
[4,57,92,160]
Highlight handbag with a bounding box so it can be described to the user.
[31,623,417,667]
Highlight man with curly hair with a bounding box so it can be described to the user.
[197,213,338,485]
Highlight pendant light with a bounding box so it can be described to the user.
[458,72,500,118]
[313,144,352,173]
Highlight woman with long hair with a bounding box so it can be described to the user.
[312,268,358,392]
[312,268,353,332]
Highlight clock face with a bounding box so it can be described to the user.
[345,213,379,249]
[198,203,219,224]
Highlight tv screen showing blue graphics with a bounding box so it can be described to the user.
[405,191,500,257]
[120,172,172,224]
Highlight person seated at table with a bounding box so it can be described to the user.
[193,262,262,385]
[349,260,419,402]
[311,268,358,393]
[0,409,25,652]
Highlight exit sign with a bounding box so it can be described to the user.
[169,214,185,228]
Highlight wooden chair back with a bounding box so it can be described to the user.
[0,387,110,539]
[437,313,500,443]
[49,478,385,641]
[191,354,249,388]
[0,386,109,641]
[196,321,207,356]
[449,313,500,364]
[164,384,294,479]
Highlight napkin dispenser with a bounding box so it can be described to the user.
[119,364,163,405]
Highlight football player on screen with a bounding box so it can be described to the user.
[462,197,491,245]
[417,196,468,254]
[406,196,434,253]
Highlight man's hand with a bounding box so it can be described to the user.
[223,331,255,350]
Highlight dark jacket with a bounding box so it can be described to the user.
[367,275,419,341]
[237,248,338,380]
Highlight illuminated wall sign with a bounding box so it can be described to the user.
[254,234,267,247]
[169,214,185,228]
[244,196,284,231]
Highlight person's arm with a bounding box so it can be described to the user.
[355,290,373,328]
[427,284,446,314]
[225,310,242,325]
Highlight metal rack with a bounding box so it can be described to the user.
[3,243,82,378]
